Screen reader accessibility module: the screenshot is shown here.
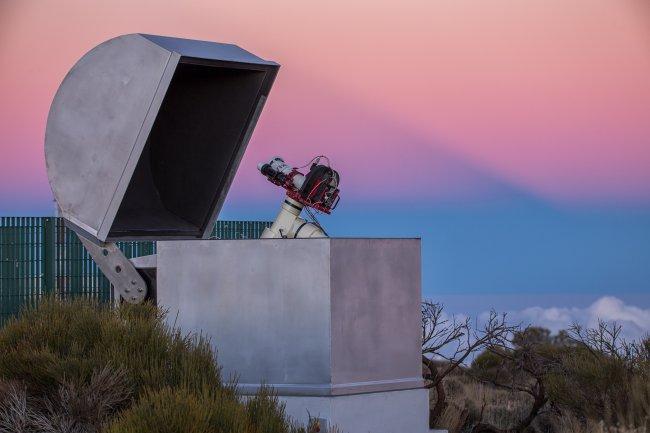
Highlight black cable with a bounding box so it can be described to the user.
[293,222,310,238]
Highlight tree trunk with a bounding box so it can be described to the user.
[472,423,507,433]
[514,383,546,431]
[429,379,448,427]
[471,380,546,433]
[422,355,449,428]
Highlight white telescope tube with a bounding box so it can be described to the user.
[258,157,305,190]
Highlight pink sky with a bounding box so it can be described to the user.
[1,0,649,211]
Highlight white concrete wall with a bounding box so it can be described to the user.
[157,238,422,396]
[280,388,430,433]
[156,238,428,433]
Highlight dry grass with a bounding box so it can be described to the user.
[433,370,649,433]
[552,414,648,433]
[433,373,532,432]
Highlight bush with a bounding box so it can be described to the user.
[0,366,131,433]
[546,344,650,428]
[0,297,221,398]
[246,386,304,433]
[107,385,306,433]
[435,324,650,433]
[106,386,250,433]
[0,298,301,433]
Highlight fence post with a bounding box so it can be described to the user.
[42,217,56,294]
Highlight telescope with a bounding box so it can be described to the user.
[258,156,340,238]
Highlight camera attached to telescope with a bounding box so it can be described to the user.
[258,156,340,239]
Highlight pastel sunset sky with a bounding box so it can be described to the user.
[1,0,649,335]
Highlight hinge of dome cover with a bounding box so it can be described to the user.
[77,234,148,304]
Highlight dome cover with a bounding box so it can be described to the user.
[45,34,279,242]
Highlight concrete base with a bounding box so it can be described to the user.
[156,238,427,432]
[280,388,430,433]
[157,238,423,396]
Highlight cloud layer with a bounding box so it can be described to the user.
[504,296,650,342]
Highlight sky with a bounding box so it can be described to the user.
[1,0,649,338]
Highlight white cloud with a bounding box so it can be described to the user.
[497,296,650,342]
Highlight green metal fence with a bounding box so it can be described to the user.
[0,217,271,324]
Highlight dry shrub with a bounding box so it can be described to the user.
[0,381,39,433]
[0,364,131,432]
[553,413,648,433]
[438,370,649,433]
[39,366,132,432]
[433,373,533,432]
[433,339,649,433]
[436,402,469,433]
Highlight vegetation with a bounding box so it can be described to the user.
[421,301,518,427]
[105,385,300,433]
[422,301,650,433]
[1,297,647,432]
[0,298,309,433]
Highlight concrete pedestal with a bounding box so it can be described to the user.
[157,238,427,433]
[280,388,430,433]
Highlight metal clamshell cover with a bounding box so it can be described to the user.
[45,34,279,242]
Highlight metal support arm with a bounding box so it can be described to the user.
[77,234,148,304]
[261,196,326,239]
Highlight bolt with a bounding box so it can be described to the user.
[102,249,109,256]
[124,288,130,293]
[131,280,137,285]
[115,265,121,273]
[137,288,144,293]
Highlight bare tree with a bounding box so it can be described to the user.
[421,300,518,428]
[560,320,650,427]
[470,327,560,433]
[568,320,649,369]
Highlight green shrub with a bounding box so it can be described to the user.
[107,385,306,433]
[546,345,650,427]
[0,298,302,433]
[106,386,250,433]
[246,386,300,433]
[0,297,221,398]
